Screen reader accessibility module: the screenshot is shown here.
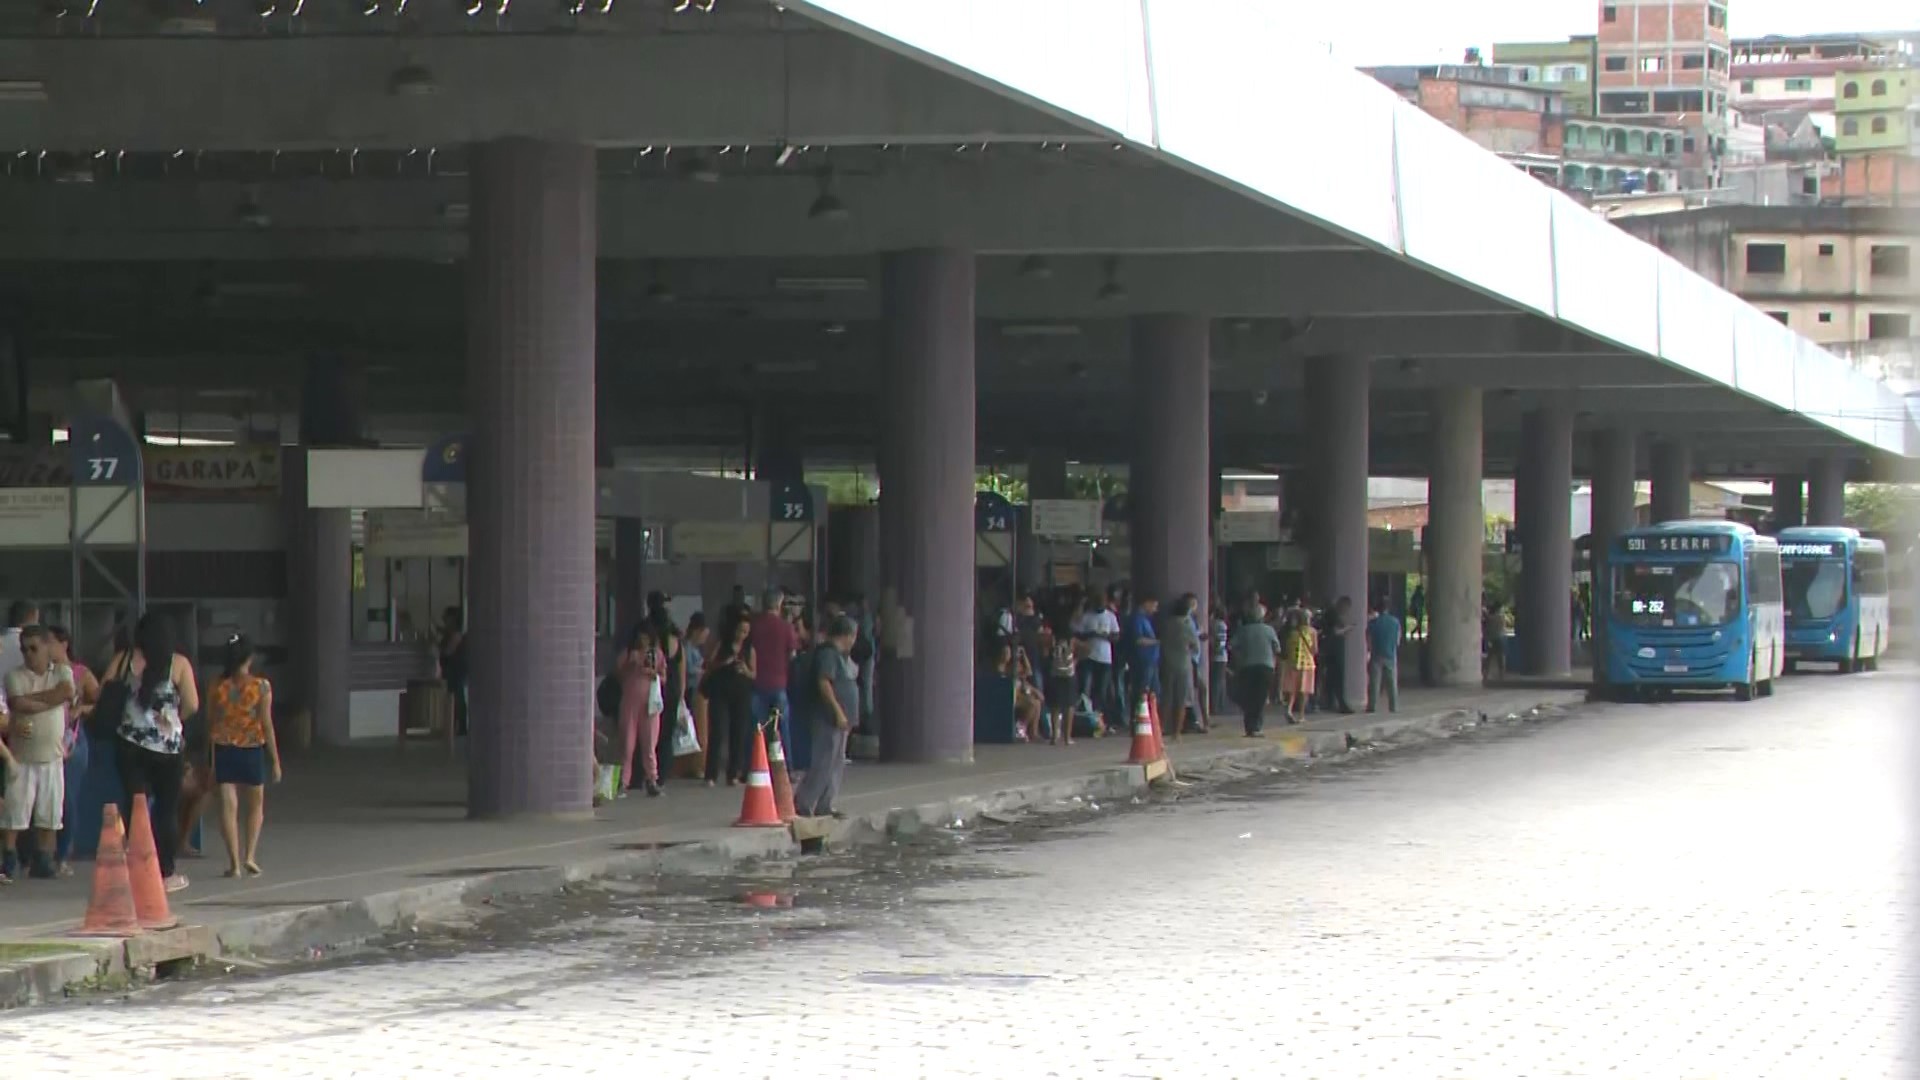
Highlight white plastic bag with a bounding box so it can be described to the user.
[595,764,621,804]
[646,676,665,717]
[672,700,701,757]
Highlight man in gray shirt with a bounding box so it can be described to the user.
[793,616,859,819]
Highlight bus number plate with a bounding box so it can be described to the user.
[1663,663,1688,673]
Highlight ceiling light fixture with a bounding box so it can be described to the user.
[1017,255,1053,281]
[808,169,849,222]
[236,195,271,229]
[1096,257,1127,302]
[681,152,721,184]
[773,276,868,294]
[389,63,438,97]
[1001,323,1081,339]
[0,80,48,103]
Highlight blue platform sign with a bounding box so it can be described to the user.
[771,479,814,524]
[67,413,142,489]
[976,491,1016,534]
[422,433,467,484]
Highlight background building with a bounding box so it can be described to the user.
[1492,37,1599,115]
[1593,0,1733,173]
[1835,63,1917,156]
[1613,205,1918,387]
[1367,62,1568,157]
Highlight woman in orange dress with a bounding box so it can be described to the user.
[207,634,281,878]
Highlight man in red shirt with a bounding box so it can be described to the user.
[748,588,800,760]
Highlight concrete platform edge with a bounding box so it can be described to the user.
[0,689,1586,1009]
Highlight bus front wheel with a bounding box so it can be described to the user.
[1735,654,1758,701]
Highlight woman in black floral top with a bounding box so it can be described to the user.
[107,614,201,894]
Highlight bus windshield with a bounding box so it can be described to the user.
[1614,561,1742,627]
[1782,557,1848,621]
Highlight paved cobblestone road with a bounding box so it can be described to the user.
[6,672,1916,1079]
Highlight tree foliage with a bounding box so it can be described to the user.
[1844,484,1912,534]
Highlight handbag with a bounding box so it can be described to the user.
[595,672,622,717]
[86,653,133,743]
[645,674,665,717]
[671,701,701,757]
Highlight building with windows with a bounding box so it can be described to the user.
[1492,37,1598,115]
[1594,0,1732,170]
[1613,206,1916,358]
[1560,115,1685,193]
[1365,63,1567,157]
[1835,64,1917,155]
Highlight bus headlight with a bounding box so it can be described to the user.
[1828,631,1838,643]
[1711,630,1721,642]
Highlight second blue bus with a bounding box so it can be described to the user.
[1605,521,1785,701]
[1777,526,1889,674]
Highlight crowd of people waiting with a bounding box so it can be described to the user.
[982,585,1412,743]
[0,601,282,890]
[594,587,873,821]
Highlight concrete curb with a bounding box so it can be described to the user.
[0,689,1585,1008]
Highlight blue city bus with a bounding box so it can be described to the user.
[1777,526,1889,674]
[1605,521,1785,700]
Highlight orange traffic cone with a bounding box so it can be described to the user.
[76,805,141,937]
[1147,692,1168,761]
[1126,694,1158,765]
[764,718,798,824]
[734,727,786,828]
[125,797,179,931]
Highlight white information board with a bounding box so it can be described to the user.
[1218,511,1282,545]
[365,510,469,558]
[672,521,766,562]
[0,487,140,548]
[1030,498,1103,539]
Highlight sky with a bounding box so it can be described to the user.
[1308,0,1917,66]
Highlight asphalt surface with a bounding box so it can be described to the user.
[5,670,1916,1079]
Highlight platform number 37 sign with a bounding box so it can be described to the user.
[68,415,142,489]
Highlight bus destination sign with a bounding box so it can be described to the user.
[1620,533,1732,554]
[1778,542,1838,558]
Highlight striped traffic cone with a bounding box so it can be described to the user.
[734,726,786,828]
[75,806,140,937]
[1126,695,1158,765]
[765,716,798,824]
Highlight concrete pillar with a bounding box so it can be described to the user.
[465,138,597,819]
[1648,440,1693,523]
[283,357,360,748]
[1769,474,1805,530]
[1515,405,1573,676]
[1807,457,1847,527]
[1303,355,1369,707]
[877,249,976,764]
[1128,313,1211,613]
[1425,387,1483,687]
[1588,426,1637,686]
